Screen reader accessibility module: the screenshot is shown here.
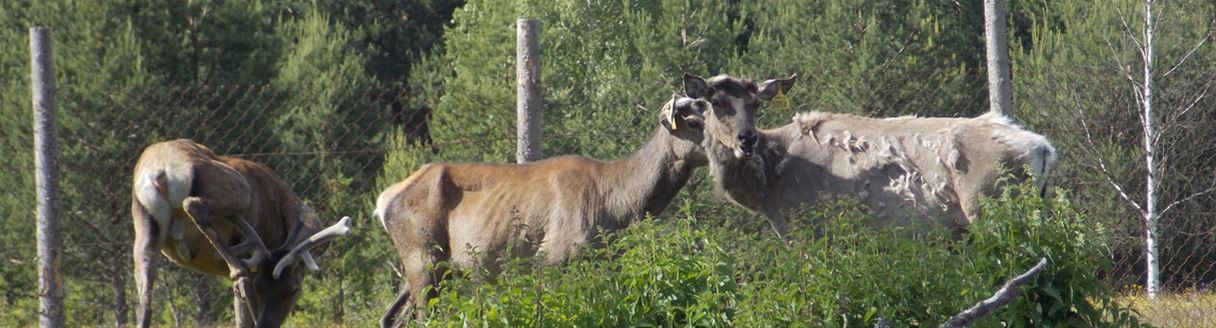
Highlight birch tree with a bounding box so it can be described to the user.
[1089,0,1216,298]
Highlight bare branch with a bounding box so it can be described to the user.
[1103,35,1143,89]
[1173,87,1210,121]
[1162,28,1212,78]
[1155,83,1211,151]
[1160,177,1216,218]
[1093,143,1145,217]
[939,258,1049,328]
[1116,6,1147,60]
[1072,93,1147,216]
[1131,82,1146,113]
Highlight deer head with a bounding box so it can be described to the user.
[683,73,797,159]
[660,92,712,144]
[219,211,352,327]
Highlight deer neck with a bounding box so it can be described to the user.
[599,127,703,229]
[704,130,783,210]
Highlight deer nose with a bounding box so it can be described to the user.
[738,132,758,147]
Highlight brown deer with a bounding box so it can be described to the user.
[683,73,1056,239]
[131,139,352,328]
[376,96,711,327]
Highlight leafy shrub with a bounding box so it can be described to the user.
[420,218,736,327]
[406,179,1145,327]
[732,200,975,327]
[965,180,1144,327]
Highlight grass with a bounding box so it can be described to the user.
[1119,290,1216,328]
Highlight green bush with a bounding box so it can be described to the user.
[966,180,1143,327]
[420,218,736,327]
[396,179,1144,327]
[731,201,970,327]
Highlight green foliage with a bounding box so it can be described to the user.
[1015,0,1216,289]
[421,219,737,327]
[731,201,974,327]
[400,180,1144,327]
[298,0,465,84]
[272,8,383,200]
[420,0,742,163]
[967,181,1142,327]
[0,1,402,326]
[2,0,1212,326]
[0,2,165,325]
[735,0,987,123]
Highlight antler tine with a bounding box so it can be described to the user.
[273,216,353,279]
[228,216,273,269]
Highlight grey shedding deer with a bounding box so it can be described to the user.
[683,73,1057,239]
[131,139,352,328]
[375,96,711,327]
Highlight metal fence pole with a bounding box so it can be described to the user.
[31,26,64,328]
[516,18,542,163]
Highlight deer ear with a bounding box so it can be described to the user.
[683,73,711,99]
[661,95,708,132]
[757,74,798,101]
[660,93,681,130]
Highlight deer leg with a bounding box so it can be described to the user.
[762,210,792,244]
[170,218,192,261]
[182,197,250,280]
[182,196,260,326]
[400,248,441,321]
[233,290,255,328]
[380,281,412,328]
[133,202,160,328]
[957,186,983,227]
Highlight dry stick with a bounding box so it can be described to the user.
[938,257,1049,328]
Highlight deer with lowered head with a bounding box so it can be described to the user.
[131,139,352,328]
[375,96,711,327]
[683,73,1057,239]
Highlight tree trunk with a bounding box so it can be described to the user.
[31,26,64,328]
[983,0,1013,117]
[1140,0,1160,299]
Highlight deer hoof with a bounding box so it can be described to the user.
[234,276,251,298]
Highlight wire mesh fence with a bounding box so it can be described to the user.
[3,82,1215,325]
[13,83,435,325]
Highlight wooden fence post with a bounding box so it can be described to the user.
[984,0,1012,117]
[31,26,64,328]
[516,18,542,163]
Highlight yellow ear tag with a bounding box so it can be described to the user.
[771,85,790,109]
[666,94,679,130]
